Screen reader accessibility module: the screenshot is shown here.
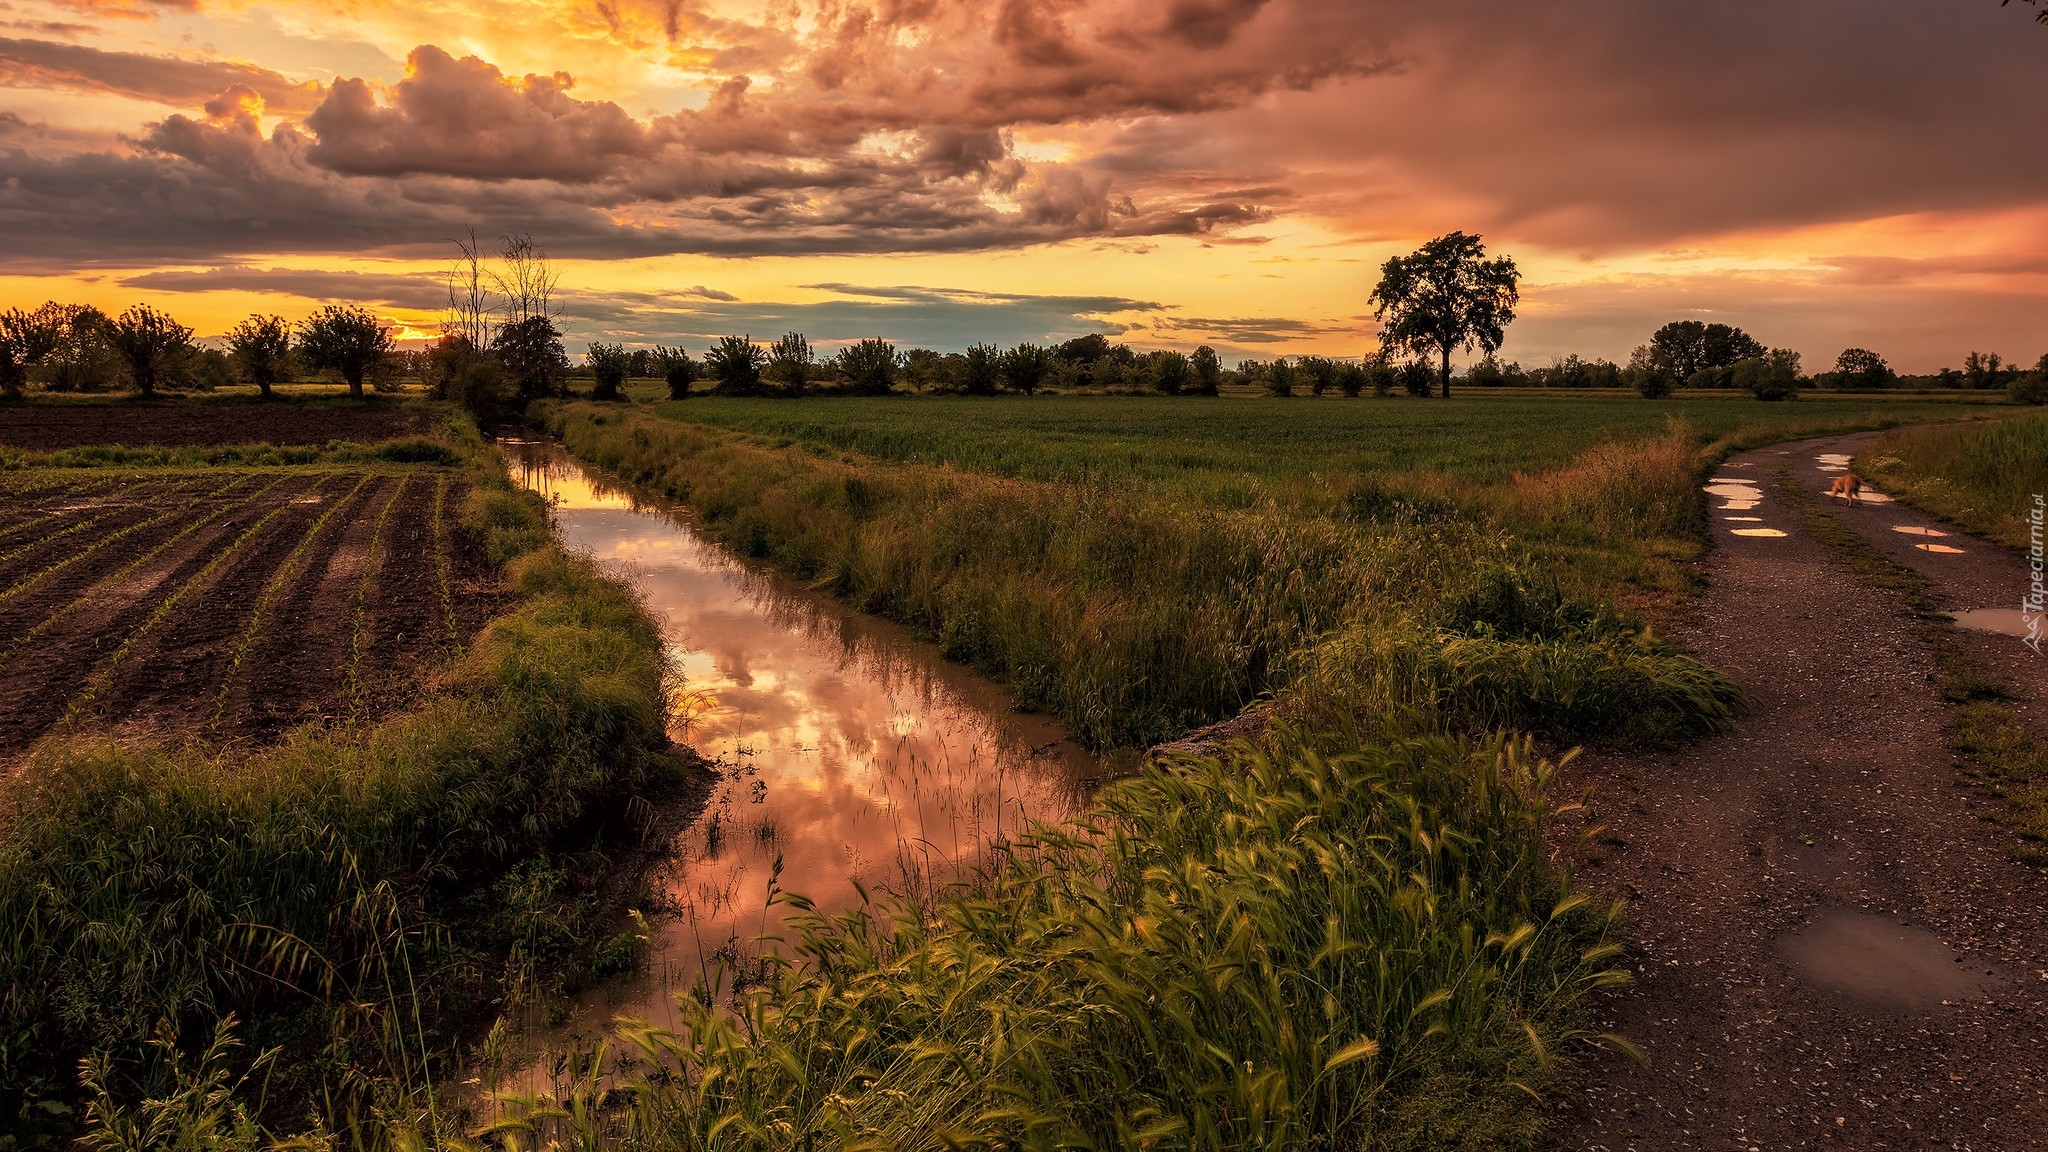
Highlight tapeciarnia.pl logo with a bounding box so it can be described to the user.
[2026,493,2044,655]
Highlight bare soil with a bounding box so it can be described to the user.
[0,470,501,762]
[0,403,432,450]
[1552,437,2048,1151]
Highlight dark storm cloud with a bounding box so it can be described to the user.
[119,266,452,310]
[101,265,1156,351]
[1202,0,2048,249]
[1147,313,1357,344]
[303,47,648,181]
[549,282,1164,350]
[0,36,324,111]
[3,0,2044,269]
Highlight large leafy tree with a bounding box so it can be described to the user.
[1647,321,1764,383]
[1369,232,1520,398]
[107,305,195,397]
[768,332,814,395]
[0,306,60,400]
[226,314,291,399]
[1189,345,1222,396]
[997,343,1051,395]
[836,338,901,395]
[494,316,569,402]
[298,305,392,400]
[1832,347,1894,391]
[962,343,1000,396]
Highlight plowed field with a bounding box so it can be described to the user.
[0,405,432,450]
[0,469,501,761]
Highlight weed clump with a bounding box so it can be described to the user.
[485,729,1628,1151]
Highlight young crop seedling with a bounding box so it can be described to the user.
[0,473,297,668]
[344,476,408,727]
[207,473,375,734]
[62,487,311,721]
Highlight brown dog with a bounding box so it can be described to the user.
[1828,473,1862,506]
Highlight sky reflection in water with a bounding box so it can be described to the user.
[500,439,1097,1037]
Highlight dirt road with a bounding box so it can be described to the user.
[1554,433,2048,1151]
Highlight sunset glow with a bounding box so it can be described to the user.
[4,0,2043,369]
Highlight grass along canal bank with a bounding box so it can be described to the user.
[478,394,1767,1148]
[0,405,693,1147]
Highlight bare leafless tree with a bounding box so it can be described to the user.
[492,233,559,327]
[444,227,496,349]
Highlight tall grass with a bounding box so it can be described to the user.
[1856,411,2048,549]
[0,468,682,1142]
[545,405,1737,749]
[478,728,1626,1152]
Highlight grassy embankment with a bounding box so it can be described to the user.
[1854,410,2048,551]
[1839,412,2048,861]
[0,402,686,1147]
[468,393,1989,1149]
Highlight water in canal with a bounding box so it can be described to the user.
[498,437,1099,1049]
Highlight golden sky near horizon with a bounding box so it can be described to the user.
[2,0,2044,370]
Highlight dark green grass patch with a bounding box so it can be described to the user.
[647,393,1999,492]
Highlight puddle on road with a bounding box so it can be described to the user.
[1916,543,1966,555]
[1893,525,1948,537]
[1731,528,1788,538]
[1946,608,2046,640]
[498,439,1098,1044]
[1724,516,1764,522]
[1777,910,1998,1011]
[1705,483,1760,499]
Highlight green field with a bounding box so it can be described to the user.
[643,392,2004,493]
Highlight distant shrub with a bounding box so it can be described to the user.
[1337,361,1367,397]
[997,343,1051,395]
[2009,354,2048,405]
[963,343,1000,396]
[653,345,695,400]
[1148,350,1193,396]
[586,341,630,401]
[1399,359,1435,396]
[1735,349,1803,401]
[1625,345,1676,398]
[768,332,814,396]
[1189,345,1222,395]
[1297,355,1340,395]
[1827,347,1896,391]
[1261,358,1296,397]
[707,335,768,396]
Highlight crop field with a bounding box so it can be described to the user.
[0,403,433,451]
[0,466,495,761]
[647,393,2005,493]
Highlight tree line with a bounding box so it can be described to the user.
[4,228,2042,408]
[0,302,400,402]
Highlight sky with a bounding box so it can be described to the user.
[1,0,2043,369]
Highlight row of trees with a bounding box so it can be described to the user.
[633,332,1235,399]
[0,302,399,401]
